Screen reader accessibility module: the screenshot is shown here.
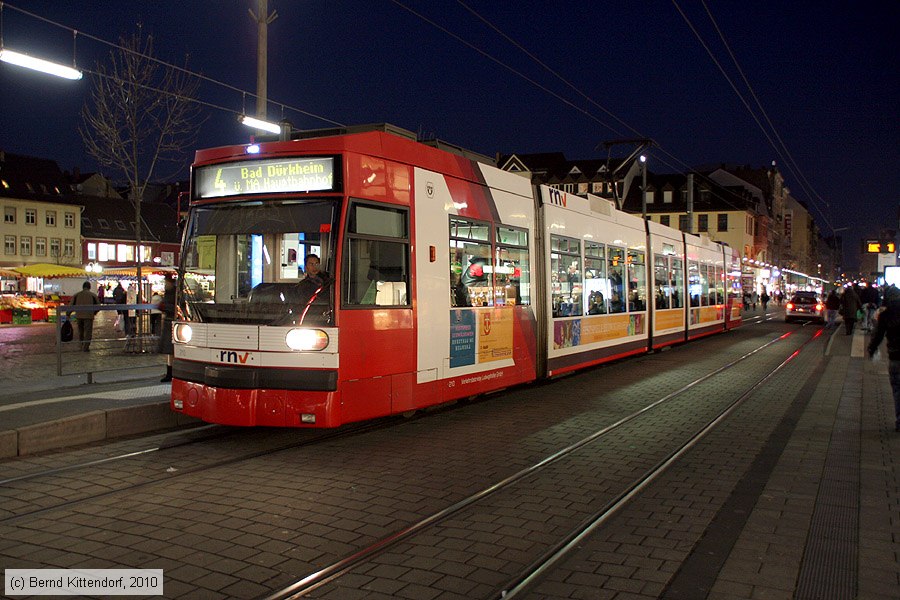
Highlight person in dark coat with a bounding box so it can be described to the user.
[867,285,900,432]
[840,285,862,335]
[824,289,841,328]
[158,274,176,382]
[68,281,100,351]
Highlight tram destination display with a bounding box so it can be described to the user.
[195,156,337,198]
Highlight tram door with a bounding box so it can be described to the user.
[339,200,414,422]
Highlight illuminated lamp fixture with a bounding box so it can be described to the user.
[85,262,102,273]
[0,48,82,80]
[239,114,281,134]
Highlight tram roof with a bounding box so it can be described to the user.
[194,123,497,172]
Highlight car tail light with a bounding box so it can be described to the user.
[786,302,794,310]
[816,303,824,312]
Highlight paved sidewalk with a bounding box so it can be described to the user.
[0,318,194,457]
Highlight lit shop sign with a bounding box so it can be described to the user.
[195,157,336,198]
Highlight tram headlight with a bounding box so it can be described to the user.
[173,323,193,344]
[285,328,329,351]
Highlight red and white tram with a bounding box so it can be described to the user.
[170,124,741,427]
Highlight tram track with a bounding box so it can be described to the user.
[0,417,423,524]
[260,325,826,599]
[0,324,807,525]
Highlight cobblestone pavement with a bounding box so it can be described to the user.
[0,315,896,599]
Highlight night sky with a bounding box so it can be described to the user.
[1,1,897,269]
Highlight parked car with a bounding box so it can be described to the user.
[785,291,824,323]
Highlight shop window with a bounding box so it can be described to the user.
[342,202,409,306]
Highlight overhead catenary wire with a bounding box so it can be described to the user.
[0,1,344,128]
[699,1,830,214]
[672,0,834,232]
[406,1,759,215]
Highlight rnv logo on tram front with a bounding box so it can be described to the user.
[219,350,251,364]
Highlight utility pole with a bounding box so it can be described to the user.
[249,0,278,125]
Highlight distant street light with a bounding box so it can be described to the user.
[0,48,82,80]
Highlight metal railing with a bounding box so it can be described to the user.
[55,303,168,382]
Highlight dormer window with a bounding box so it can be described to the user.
[115,220,127,230]
[81,217,92,228]
[97,218,110,228]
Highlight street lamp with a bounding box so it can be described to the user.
[640,155,647,220]
[0,48,82,80]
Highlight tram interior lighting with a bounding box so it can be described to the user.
[240,115,281,134]
[0,49,83,80]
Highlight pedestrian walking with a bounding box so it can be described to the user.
[67,281,100,351]
[112,282,130,335]
[840,285,862,335]
[867,285,900,432]
[860,284,880,331]
[761,289,770,311]
[158,273,176,382]
[824,289,841,328]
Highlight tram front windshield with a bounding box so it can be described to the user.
[180,199,338,326]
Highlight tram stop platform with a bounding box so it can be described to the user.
[0,318,197,458]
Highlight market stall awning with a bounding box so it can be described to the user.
[12,263,90,278]
[0,268,21,278]
[101,266,177,277]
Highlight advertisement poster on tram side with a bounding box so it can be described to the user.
[654,309,684,332]
[554,314,644,349]
[450,308,514,367]
[477,308,513,363]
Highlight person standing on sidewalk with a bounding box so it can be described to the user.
[158,273,176,382]
[67,281,100,351]
[840,285,861,335]
[867,285,900,432]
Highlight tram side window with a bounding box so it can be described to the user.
[688,261,700,307]
[654,255,669,309]
[607,247,626,313]
[627,250,646,312]
[343,203,410,306]
[671,258,684,308]
[496,225,529,306]
[700,264,711,307]
[551,235,581,317]
[585,242,607,315]
[715,266,725,304]
[451,217,492,307]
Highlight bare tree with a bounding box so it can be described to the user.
[80,30,203,337]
